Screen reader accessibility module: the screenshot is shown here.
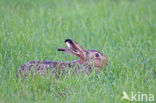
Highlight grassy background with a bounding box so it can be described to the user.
[0,0,155,102]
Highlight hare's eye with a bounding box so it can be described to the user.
[95,53,99,57]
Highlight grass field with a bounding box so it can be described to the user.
[0,0,156,103]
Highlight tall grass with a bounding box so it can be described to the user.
[0,0,155,103]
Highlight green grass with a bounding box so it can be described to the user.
[0,0,156,103]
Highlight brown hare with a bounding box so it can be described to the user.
[17,39,108,78]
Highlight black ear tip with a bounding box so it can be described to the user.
[65,39,72,43]
[58,48,64,51]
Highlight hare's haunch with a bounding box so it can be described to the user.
[17,39,108,77]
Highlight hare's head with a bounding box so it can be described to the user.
[58,39,108,70]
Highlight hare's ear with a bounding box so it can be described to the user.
[65,39,87,62]
[58,47,77,56]
[58,39,87,63]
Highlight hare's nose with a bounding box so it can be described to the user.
[102,59,108,67]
